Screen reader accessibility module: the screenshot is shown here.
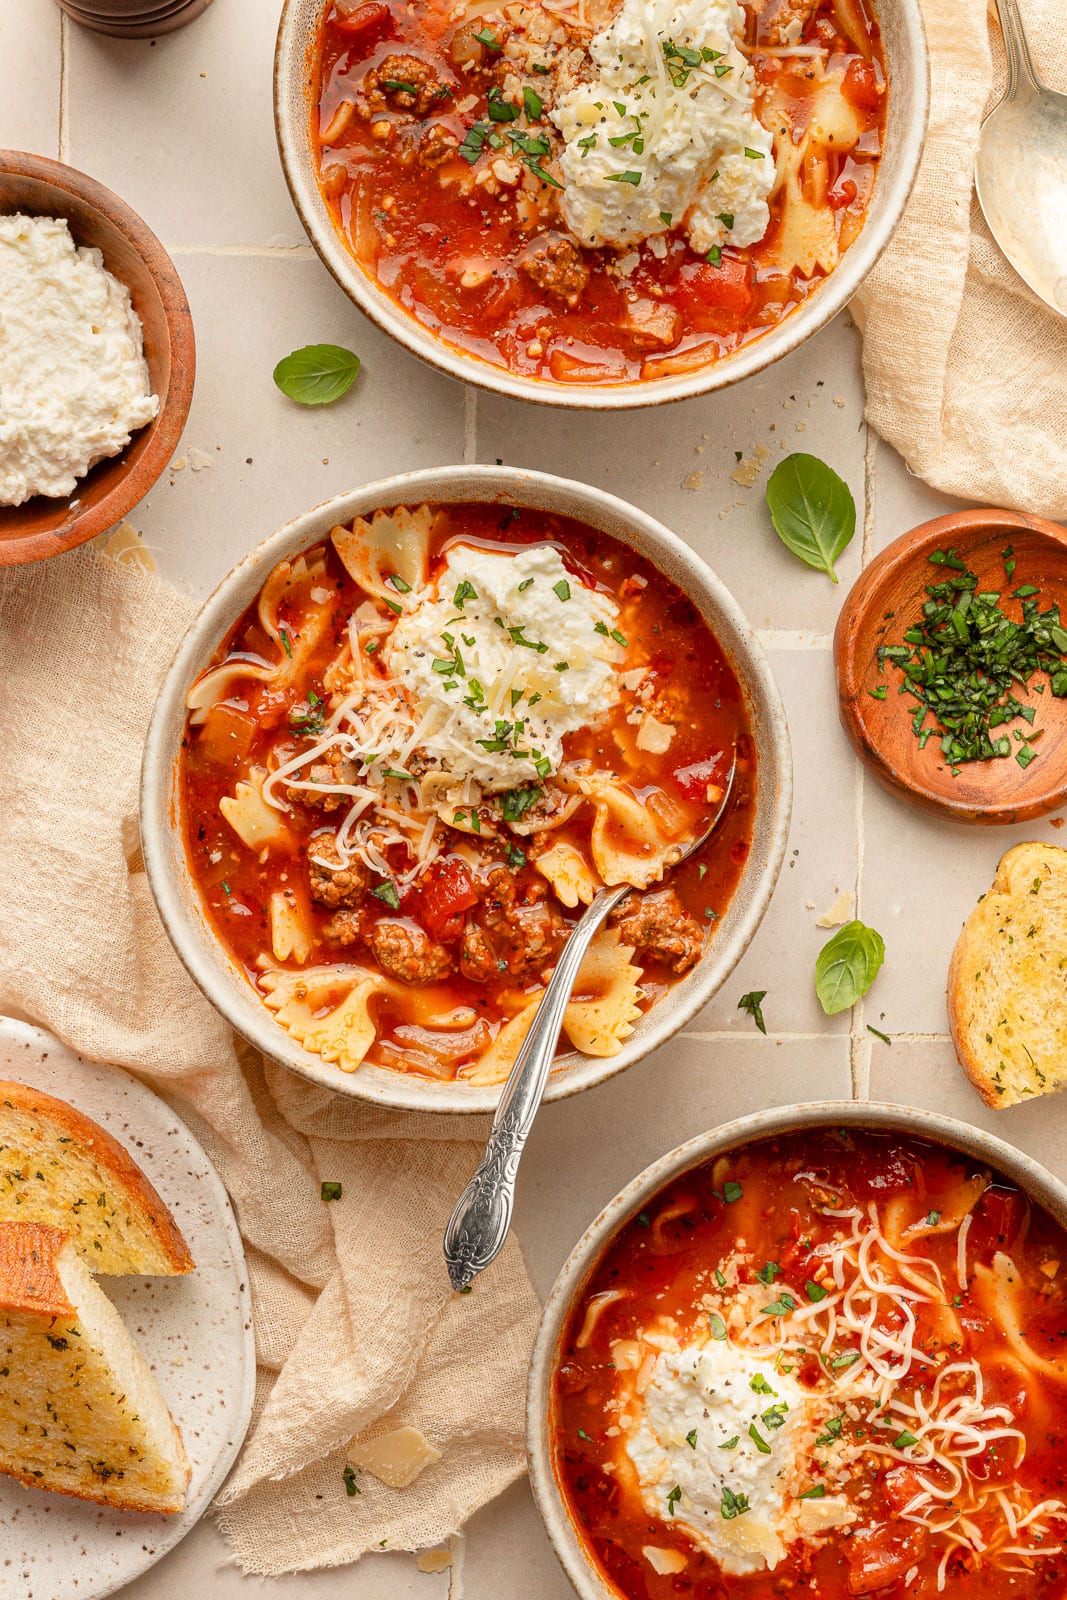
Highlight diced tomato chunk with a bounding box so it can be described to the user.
[332,1,392,40]
[882,1466,925,1512]
[968,1185,1025,1259]
[842,58,883,113]
[829,176,859,210]
[419,858,479,941]
[672,753,729,804]
[846,1524,928,1594]
[675,256,754,320]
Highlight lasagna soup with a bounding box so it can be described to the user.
[552,1129,1067,1597]
[180,503,753,1082]
[312,0,887,382]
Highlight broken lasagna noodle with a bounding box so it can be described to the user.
[552,1129,1067,1599]
[180,503,753,1081]
[313,0,887,382]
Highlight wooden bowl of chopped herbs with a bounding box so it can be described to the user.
[834,509,1067,824]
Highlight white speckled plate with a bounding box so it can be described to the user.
[0,1016,255,1600]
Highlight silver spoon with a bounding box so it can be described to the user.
[975,0,1067,317]
[443,750,739,1291]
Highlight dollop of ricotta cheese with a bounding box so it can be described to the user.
[626,1339,821,1575]
[0,213,159,506]
[384,543,622,792]
[551,0,775,254]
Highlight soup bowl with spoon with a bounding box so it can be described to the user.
[141,465,792,1114]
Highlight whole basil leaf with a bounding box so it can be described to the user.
[765,453,856,583]
[815,921,885,1015]
[273,344,361,406]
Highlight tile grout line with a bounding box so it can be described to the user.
[462,387,478,465]
[447,1527,466,1599]
[850,422,879,1102]
[168,243,318,257]
[57,14,69,162]
[757,629,833,650]
[681,1030,951,1042]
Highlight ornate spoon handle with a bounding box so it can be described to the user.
[443,884,629,1290]
[993,0,1041,95]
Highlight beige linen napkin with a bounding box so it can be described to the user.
[0,542,540,1575]
[854,0,1067,521]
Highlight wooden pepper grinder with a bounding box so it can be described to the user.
[54,0,214,37]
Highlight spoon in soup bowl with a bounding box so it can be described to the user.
[975,0,1067,317]
[443,748,739,1291]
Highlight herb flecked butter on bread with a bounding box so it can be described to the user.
[948,841,1067,1106]
[0,1221,189,1512]
[0,1082,193,1275]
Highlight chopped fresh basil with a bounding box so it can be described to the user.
[606,170,641,185]
[799,1484,826,1500]
[709,1312,728,1341]
[523,85,543,120]
[721,1486,750,1519]
[686,1429,698,1448]
[760,1294,797,1316]
[526,160,562,188]
[805,1280,828,1302]
[342,1464,360,1496]
[553,579,571,601]
[756,1262,780,1286]
[666,1484,682,1516]
[750,1372,775,1393]
[738,989,767,1034]
[502,784,542,823]
[473,27,501,48]
[372,880,401,910]
[321,1181,342,1202]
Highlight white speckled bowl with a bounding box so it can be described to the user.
[527,1100,1067,1600]
[525,1099,1067,1600]
[274,0,928,409]
[140,465,792,1114]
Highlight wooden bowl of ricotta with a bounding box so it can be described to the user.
[0,151,194,566]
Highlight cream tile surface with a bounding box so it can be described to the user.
[134,252,466,596]
[0,0,60,155]
[476,314,868,634]
[65,0,303,250]
[691,646,857,1035]
[6,7,1067,1600]
[514,1035,852,1297]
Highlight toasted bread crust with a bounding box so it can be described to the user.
[947,841,1067,1108]
[0,1456,185,1515]
[0,1080,193,1274]
[0,1221,72,1318]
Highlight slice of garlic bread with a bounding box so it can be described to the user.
[0,1082,193,1275]
[948,841,1067,1107]
[0,1221,190,1512]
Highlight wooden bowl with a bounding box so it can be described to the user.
[835,509,1067,825]
[0,151,195,565]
